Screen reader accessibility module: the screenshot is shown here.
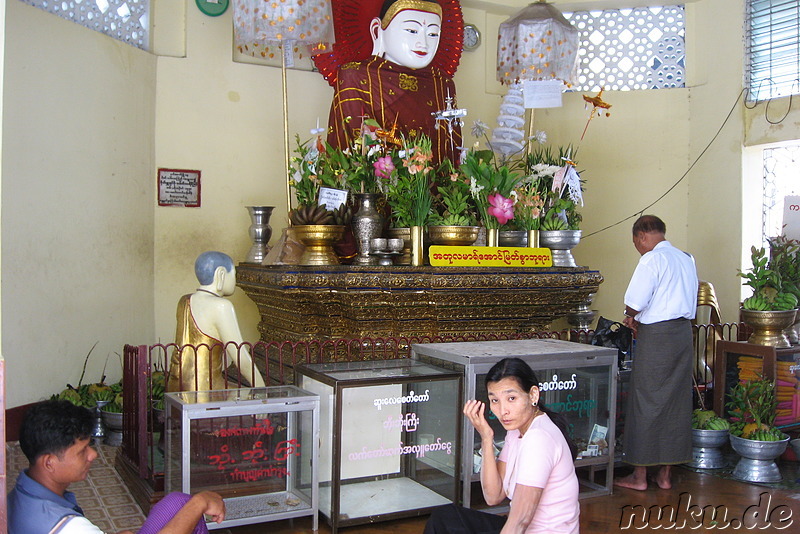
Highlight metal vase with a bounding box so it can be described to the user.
[245,206,274,263]
[527,229,540,248]
[486,228,499,247]
[352,193,386,265]
[411,225,424,266]
[498,230,527,247]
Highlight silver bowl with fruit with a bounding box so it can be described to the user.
[689,428,730,469]
[730,433,789,482]
[101,404,124,446]
[688,410,730,469]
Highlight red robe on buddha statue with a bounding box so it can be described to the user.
[327,55,462,164]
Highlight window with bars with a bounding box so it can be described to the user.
[746,0,800,102]
[564,6,686,92]
[761,143,800,241]
[22,0,150,51]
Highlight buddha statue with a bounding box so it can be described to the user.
[167,251,266,392]
[315,0,464,164]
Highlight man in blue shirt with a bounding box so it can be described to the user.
[8,400,225,534]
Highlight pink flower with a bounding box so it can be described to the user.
[373,156,395,179]
[487,193,515,225]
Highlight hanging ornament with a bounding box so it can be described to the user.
[580,89,612,140]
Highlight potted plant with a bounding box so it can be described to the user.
[522,144,583,265]
[288,136,350,265]
[460,149,522,246]
[738,245,798,346]
[767,234,800,343]
[428,160,480,246]
[726,376,789,482]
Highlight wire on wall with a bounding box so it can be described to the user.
[583,87,748,239]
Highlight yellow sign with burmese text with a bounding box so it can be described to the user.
[429,246,553,267]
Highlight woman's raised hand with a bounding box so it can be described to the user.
[463,399,494,441]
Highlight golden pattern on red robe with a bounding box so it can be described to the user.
[327,55,462,164]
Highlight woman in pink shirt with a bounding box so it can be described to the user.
[424,357,580,534]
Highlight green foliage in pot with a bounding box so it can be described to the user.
[739,246,798,311]
[726,376,784,440]
[429,160,478,226]
[768,234,800,301]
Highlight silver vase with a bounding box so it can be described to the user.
[499,230,527,247]
[352,193,386,265]
[245,206,274,263]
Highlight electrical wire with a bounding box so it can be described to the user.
[583,87,747,239]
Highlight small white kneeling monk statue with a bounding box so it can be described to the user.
[167,251,266,392]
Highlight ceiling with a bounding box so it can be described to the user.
[461,0,697,16]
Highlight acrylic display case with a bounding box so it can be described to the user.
[164,386,319,530]
[411,339,617,508]
[295,359,462,533]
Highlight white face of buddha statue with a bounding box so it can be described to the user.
[372,9,442,69]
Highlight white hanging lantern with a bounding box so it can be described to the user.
[496,1,580,86]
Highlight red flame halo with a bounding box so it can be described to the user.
[313,0,464,86]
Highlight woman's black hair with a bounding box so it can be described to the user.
[485,357,578,460]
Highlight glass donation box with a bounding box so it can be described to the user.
[164,386,319,530]
[411,339,617,507]
[295,359,462,533]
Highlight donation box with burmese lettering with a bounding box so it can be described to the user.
[411,339,617,507]
[295,359,462,534]
[164,386,319,530]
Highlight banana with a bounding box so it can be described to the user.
[541,216,568,231]
[706,417,730,430]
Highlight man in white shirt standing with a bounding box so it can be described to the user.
[614,215,698,491]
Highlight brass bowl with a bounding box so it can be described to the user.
[293,225,345,265]
[740,308,797,347]
[428,225,480,246]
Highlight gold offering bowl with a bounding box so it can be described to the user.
[294,224,345,265]
[740,308,797,348]
[427,225,480,246]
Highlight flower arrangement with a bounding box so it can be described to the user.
[525,143,583,231]
[429,160,478,227]
[288,118,585,239]
[465,121,584,232]
[460,148,522,230]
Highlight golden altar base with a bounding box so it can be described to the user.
[237,264,603,342]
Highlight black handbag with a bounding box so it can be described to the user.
[591,316,634,369]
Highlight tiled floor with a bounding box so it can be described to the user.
[6,441,147,532]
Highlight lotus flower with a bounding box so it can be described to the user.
[487,193,515,225]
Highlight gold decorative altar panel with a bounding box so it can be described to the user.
[237,265,604,342]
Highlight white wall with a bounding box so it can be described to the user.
[1,1,156,407]
[153,5,335,344]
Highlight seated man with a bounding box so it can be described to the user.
[8,400,225,534]
[167,251,265,392]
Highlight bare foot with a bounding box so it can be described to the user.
[614,473,648,491]
[654,467,672,490]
